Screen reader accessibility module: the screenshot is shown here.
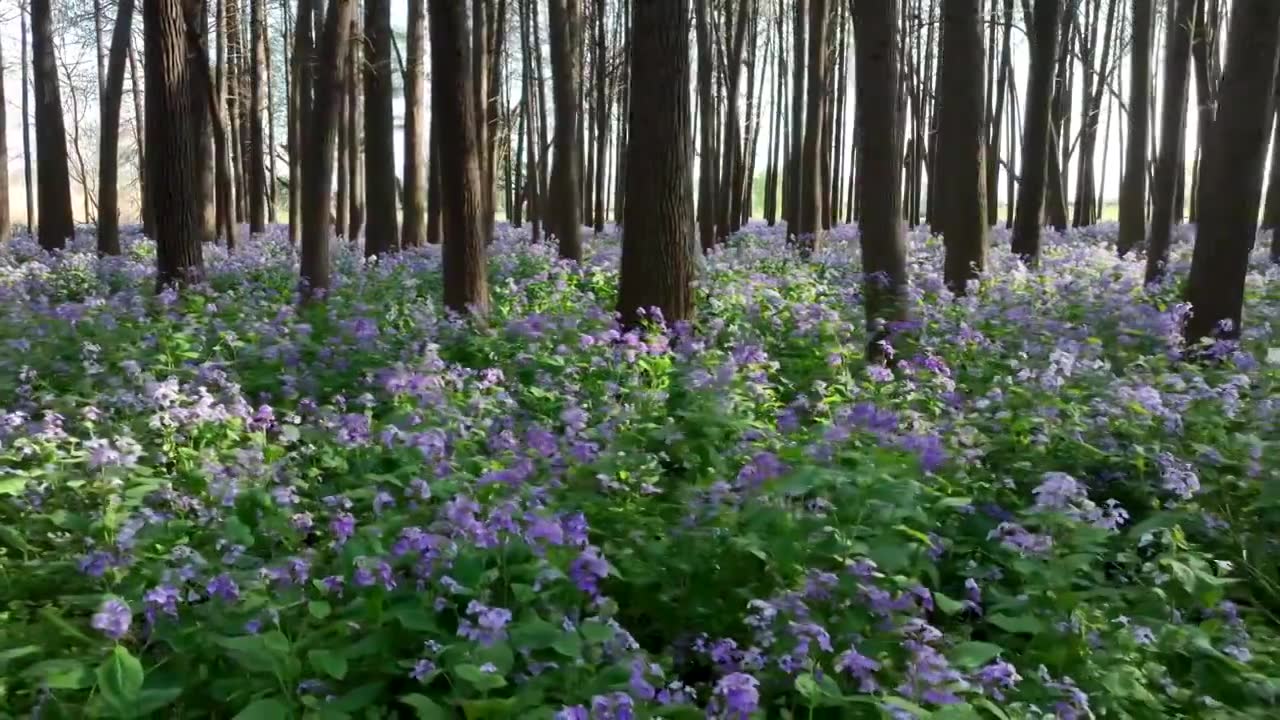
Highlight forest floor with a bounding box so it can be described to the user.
[0,221,1276,719]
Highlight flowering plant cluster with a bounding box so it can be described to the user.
[0,221,1276,719]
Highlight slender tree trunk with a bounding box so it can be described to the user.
[145,0,205,287]
[1261,83,1280,232]
[99,0,138,256]
[0,35,9,242]
[347,16,364,241]
[285,0,300,244]
[1072,0,1117,227]
[248,0,267,231]
[591,0,608,233]
[853,0,910,361]
[472,0,490,241]
[299,0,356,301]
[532,0,550,213]
[717,0,752,240]
[335,24,349,239]
[31,0,76,251]
[21,12,35,231]
[787,0,807,234]
[519,0,541,241]
[797,0,829,251]
[1010,0,1063,266]
[427,115,444,245]
[613,0,630,225]
[1118,0,1153,256]
[619,0,695,326]
[402,0,428,248]
[694,0,717,250]
[548,0,582,260]
[986,0,1013,227]
[1185,0,1280,344]
[429,0,490,315]
[1145,0,1196,283]
[938,0,989,293]
[1189,0,1218,223]
[130,42,152,234]
[264,6,278,221]
[364,0,398,256]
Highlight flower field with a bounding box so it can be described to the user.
[0,222,1277,719]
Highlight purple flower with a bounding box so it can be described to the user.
[143,584,182,621]
[457,601,512,646]
[836,646,881,692]
[711,672,760,719]
[555,706,588,720]
[589,691,634,720]
[329,513,356,545]
[569,546,610,597]
[988,522,1053,555]
[410,659,436,681]
[207,573,240,601]
[91,598,132,640]
[972,659,1020,701]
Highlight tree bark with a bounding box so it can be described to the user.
[1145,0,1196,283]
[1117,0,1153,256]
[0,34,8,242]
[1189,0,1218,223]
[694,0,717,250]
[299,0,356,301]
[548,0,582,260]
[853,0,910,361]
[248,0,267,231]
[716,0,752,241]
[429,0,490,315]
[31,0,76,250]
[787,0,807,234]
[617,0,695,327]
[427,113,444,245]
[402,0,428,248]
[1185,0,1280,345]
[347,16,364,241]
[98,0,138,256]
[519,0,541,241]
[591,0,607,233]
[1010,0,1062,266]
[364,0,398,256]
[21,11,35,231]
[986,0,1013,227]
[797,0,829,251]
[937,0,989,293]
[145,0,205,288]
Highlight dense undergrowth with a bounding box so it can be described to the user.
[0,221,1276,719]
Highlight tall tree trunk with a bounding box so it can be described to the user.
[264,6,278,221]
[591,0,608,233]
[99,0,138,256]
[145,0,205,287]
[1189,0,1218,223]
[227,0,246,223]
[1042,7,1071,231]
[797,0,829,251]
[248,0,267,231]
[335,23,349,240]
[694,0,717,250]
[937,0,988,293]
[1184,0,1280,344]
[1072,0,1118,227]
[519,0,541,241]
[853,0,910,360]
[32,0,76,251]
[787,0,807,233]
[487,0,507,238]
[764,0,786,227]
[1118,0,1153,256]
[285,0,301,244]
[21,11,35,231]
[429,0,490,314]
[618,0,695,326]
[716,0,752,241]
[299,0,356,300]
[364,0,398,256]
[0,35,8,242]
[548,0,582,260]
[347,16,364,241]
[1145,0,1196,283]
[1010,0,1063,266]
[191,0,215,247]
[986,0,1013,227]
[612,0,630,225]
[472,0,490,242]
[1261,84,1280,232]
[129,42,152,235]
[532,0,550,214]
[402,0,428,248]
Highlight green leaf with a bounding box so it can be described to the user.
[932,703,982,719]
[947,642,1005,669]
[400,694,449,720]
[988,613,1044,635]
[216,632,292,675]
[473,643,515,674]
[794,673,844,707]
[22,658,95,689]
[0,645,41,667]
[973,698,1011,720]
[579,620,613,644]
[0,477,28,495]
[134,687,185,715]
[882,696,932,717]
[96,646,145,715]
[510,618,560,650]
[933,592,968,616]
[330,682,386,712]
[453,663,508,691]
[551,631,583,659]
[392,603,441,632]
[461,697,520,719]
[308,600,332,619]
[308,649,348,680]
[233,697,292,720]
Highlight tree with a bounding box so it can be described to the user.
[144,0,205,288]
[98,0,138,256]
[31,0,76,251]
[21,10,35,231]
[1009,0,1062,267]
[299,0,357,301]
[1117,0,1153,257]
[1184,0,1280,346]
[363,0,398,256]
[716,0,753,242]
[248,0,268,231]
[797,0,829,252]
[429,0,490,315]
[0,33,9,243]
[1144,0,1196,283]
[548,0,582,261]
[617,0,696,325]
[937,0,989,293]
[693,0,716,251]
[401,0,428,248]
[787,0,806,233]
[852,0,909,360]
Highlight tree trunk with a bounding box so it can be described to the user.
[715,0,752,241]
[402,0,428,248]
[347,16,364,241]
[852,0,910,360]
[145,0,205,287]
[787,0,806,234]
[427,114,444,245]
[1185,0,1280,344]
[519,0,541,241]
[191,0,215,247]
[694,0,717,250]
[98,0,138,256]
[1145,0,1196,283]
[264,5,278,221]
[21,12,35,231]
[471,0,490,241]
[591,0,607,233]
[299,0,356,300]
[429,0,490,315]
[986,0,1013,227]
[1118,0,1153,256]
[0,35,8,242]
[937,0,988,293]
[285,0,300,245]
[1072,0,1117,228]
[548,0,582,260]
[618,0,695,326]
[31,0,76,251]
[797,0,828,251]
[613,0,630,225]
[248,0,267,231]
[130,42,152,235]
[1010,0,1062,266]
[364,0,398,256]
[1261,84,1280,232]
[1189,0,1218,223]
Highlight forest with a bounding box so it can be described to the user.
[0,0,1277,717]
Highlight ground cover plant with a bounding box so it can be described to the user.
[0,222,1277,719]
